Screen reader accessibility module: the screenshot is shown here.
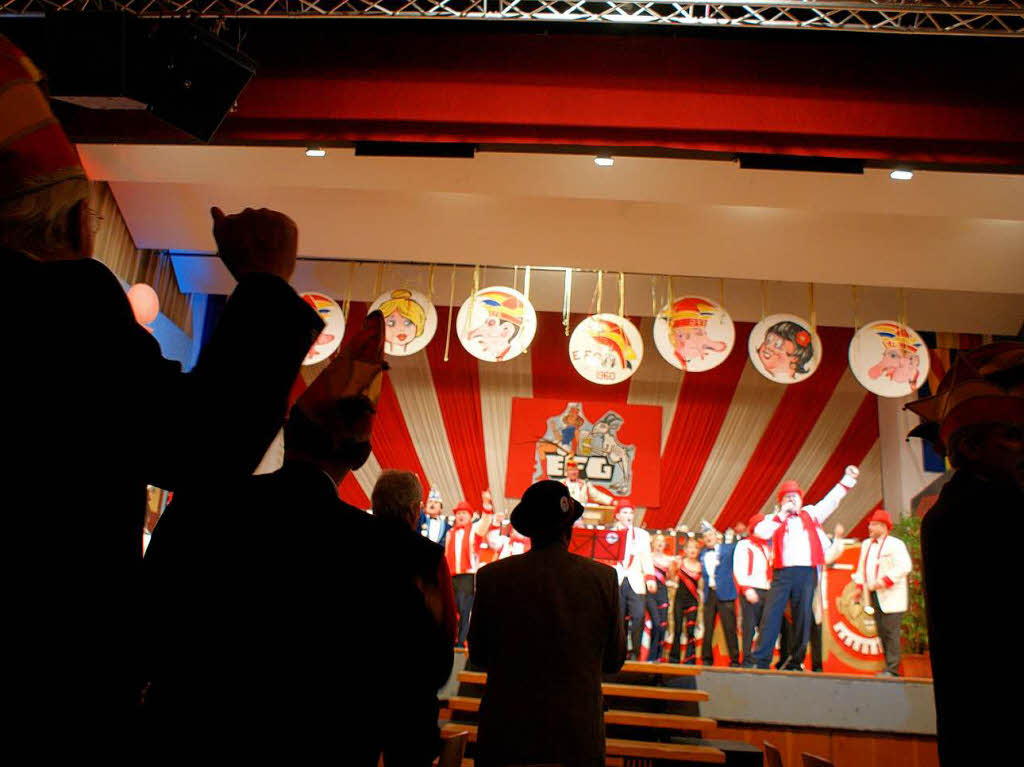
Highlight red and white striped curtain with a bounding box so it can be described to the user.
[308,302,881,534]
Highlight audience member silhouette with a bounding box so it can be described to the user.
[907,341,1024,765]
[371,470,457,765]
[145,312,395,756]
[468,480,627,767]
[1,35,322,720]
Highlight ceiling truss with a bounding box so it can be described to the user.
[3,0,1023,37]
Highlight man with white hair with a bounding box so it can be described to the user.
[2,35,324,718]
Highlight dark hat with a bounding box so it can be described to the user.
[510,480,584,538]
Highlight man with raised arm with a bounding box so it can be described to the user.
[750,466,859,670]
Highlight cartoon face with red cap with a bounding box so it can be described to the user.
[867,324,922,386]
[669,298,728,365]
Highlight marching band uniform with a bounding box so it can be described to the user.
[613,500,657,660]
[852,509,912,676]
[751,468,858,670]
[733,514,773,667]
[700,528,740,666]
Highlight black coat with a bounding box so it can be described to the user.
[468,542,626,767]
[146,461,453,761]
[921,469,1023,765]
[3,250,321,715]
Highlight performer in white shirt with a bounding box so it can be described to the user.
[733,513,773,667]
[852,509,912,676]
[562,454,615,508]
[612,499,657,660]
[419,487,452,547]
[444,491,494,647]
[479,505,532,563]
[750,465,859,670]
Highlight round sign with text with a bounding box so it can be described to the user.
[569,313,645,385]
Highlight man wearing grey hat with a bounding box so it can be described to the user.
[468,480,627,767]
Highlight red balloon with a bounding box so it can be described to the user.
[127,283,159,325]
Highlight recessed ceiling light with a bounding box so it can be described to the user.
[305,146,326,158]
[890,169,913,181]
[594,154,614,167]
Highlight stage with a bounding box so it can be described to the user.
[442,651,938,766]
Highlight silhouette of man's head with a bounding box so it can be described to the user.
[511,480,584,546]
[371,470,423,531]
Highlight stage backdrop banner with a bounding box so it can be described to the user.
[505,398,661,507]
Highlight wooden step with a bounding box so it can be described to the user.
[458,671,708,702]
[621,660,702,676]
[440,724,725,763]
[448,697,715,732]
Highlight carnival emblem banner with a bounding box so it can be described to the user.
[457,286,538,363]
[848,320,929,398]
[568,313,645,385]
[300,292,345,365]
[653,296,735,372]
[369,288,438,357]
[748,313,822,384]
[505,398,661,507]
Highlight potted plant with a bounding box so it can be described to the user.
[891,514,931,678]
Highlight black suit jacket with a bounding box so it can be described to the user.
[3,250,322,715]
[468,542,626,767]
[921,469,1023,766]
[146,461,453,760]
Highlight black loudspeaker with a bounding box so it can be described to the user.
[45,13,255,142]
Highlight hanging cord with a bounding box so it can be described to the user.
[373,263,384,299]
[523,265,531,301]
[760,281,768,322]
[342,262,355,321]
[512,265,519,294]
[808,283,817,332]
[596,269,604,315]
[851,285,859,332]
[618,271,625,319]
[899,287,908,328]
[443,264,457,362]
[464,265,480,338]
[562,268,573,336]
[719,278,726,309]
[650,276,658,318]
[427,263,435,303]
[667,276,675,306]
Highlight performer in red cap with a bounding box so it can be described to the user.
[445,491,494,647]
[750,465,859,669]
[905,342,1024,764]
[612,498,658,660]
[733,514,773,667]
[851,510,911,676]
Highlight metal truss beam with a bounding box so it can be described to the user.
[2,0,1023,36]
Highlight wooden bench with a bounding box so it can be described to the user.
[441,723,725,763]
[457,671,709,702]
[447,696,716,733]
[620,660,702,676]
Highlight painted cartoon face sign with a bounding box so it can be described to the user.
[569,313,645,385]
[300,292,345,366]
[368,288,438,357]
[653,295,735,372]
[849,320,929,398]
[748,313,822,383]
[457,286,537,362]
